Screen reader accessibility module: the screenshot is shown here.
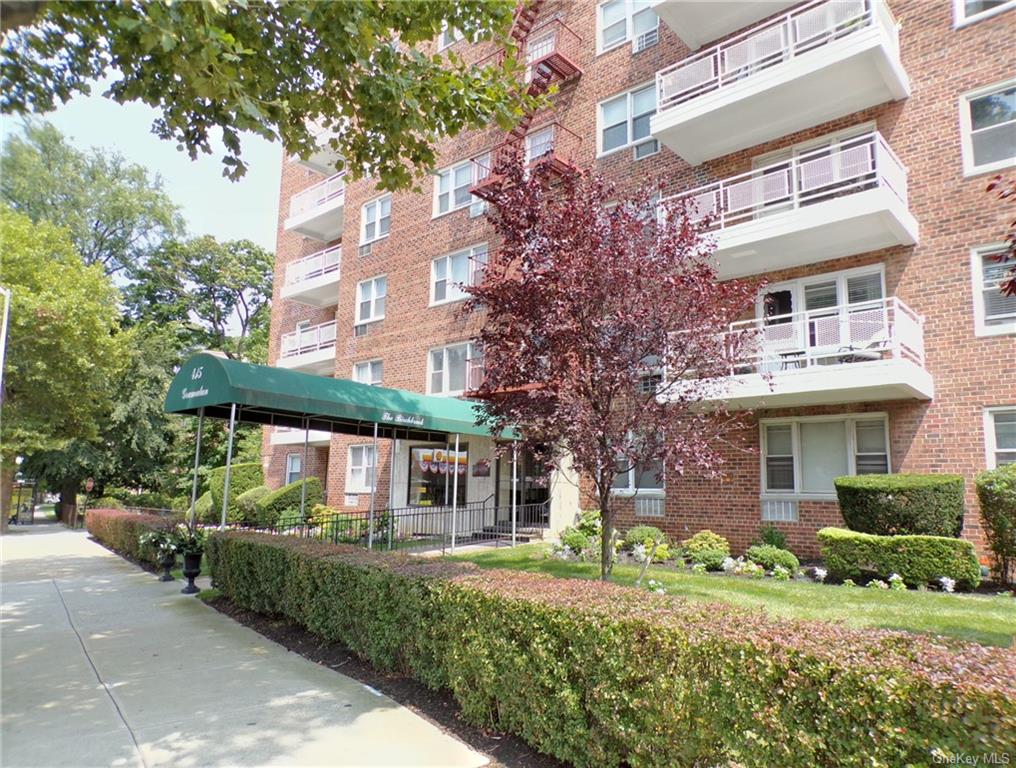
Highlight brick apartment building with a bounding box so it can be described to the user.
[264,0,1015,557]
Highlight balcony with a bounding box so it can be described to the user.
[651,0,798,51]
[280,245,341,307]
[690,297,933,409]
[277,320,336,375]
[270,426,331,447]
[295,122,342,175]
[659,131,918,279]
[470,122,582,203]
[651,0,910,164]
[283,173,346,241]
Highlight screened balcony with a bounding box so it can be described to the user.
[651,0,910,164]
[283,173,346,241]
[277,320,337,375]
[658,131,918,278]
[651,0,798,51]
[280,245,341,307]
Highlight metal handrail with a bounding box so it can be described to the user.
[280,320,337,358]
[286,245,341,285]
[289,172,346,218]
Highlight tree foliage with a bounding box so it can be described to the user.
[464,158,758,578]
[0,120,183,275]
[2,1,536,189]
[986,174,1016,297]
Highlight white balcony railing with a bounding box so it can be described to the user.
[660,131,907,231]
[657,0,897,112]
[289,173,345,218]
[280,320,337,359]
[723,296,924,375]
[286,245,341,286]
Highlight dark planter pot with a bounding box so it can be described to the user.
[181,552,202,594]
[158,552,176,582]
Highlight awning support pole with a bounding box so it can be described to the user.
[219,403,237,530]
[188,408,205,529]
[451,433,460,553]
[367,421,379,551]
[388,439,397,550]
[299,417,309,520]
[511,441,519,548]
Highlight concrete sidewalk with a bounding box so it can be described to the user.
[1,523,488,768]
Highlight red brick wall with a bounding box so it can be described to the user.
[264,1,1016,555]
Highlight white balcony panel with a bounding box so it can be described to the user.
[280,246,341,307]
[270,427,331,447]
[661,132,918,279]
[278,321,336,376]
[284,174,345,241]
[651,0,909,164]
[651,0,798,51]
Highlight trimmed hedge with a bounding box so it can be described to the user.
[745,544,800,573]
[194,490,215,524]
[207,532,1014,767]
[208,462,264,521]
[818,527,981,589]
[834,474,965,537]
[235,485,271,526]
[86,508,173,565]
[976,464,1016,585]
[253,477,323,528]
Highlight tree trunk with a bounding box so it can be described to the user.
[0,463,14,535]
[59,479,79,527]
[599,487,614,581]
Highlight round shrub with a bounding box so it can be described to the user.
[834,474,964,537]
[91,496,124,509]
[976,464,1016,585]
[745,544,800,573]
[194,491,215,524]
[689,547,727,571]
[254,477,323,528]
[234,485,270,525]
[682,529,730,557]
[559,527,596,557]
[624,525,666,548]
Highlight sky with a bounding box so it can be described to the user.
[3,83,283,252]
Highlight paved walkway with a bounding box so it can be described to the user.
[1,522,488,768]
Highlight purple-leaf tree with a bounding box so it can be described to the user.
[986,174,1016,297]
[463,153,760,579]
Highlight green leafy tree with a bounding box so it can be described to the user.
[1,120,183,275]
[2,1,536,189]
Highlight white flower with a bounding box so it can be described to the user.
[938,576,956,593]
[654,587,665,595]
[867,579,889,589]
[813,567,827,583]
[632,543,648,563]
[721,556,737,572]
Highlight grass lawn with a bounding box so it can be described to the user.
[449,543,1016,648]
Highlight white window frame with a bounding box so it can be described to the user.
[984,406,1016,468]
[953,0,1016,27]
[596,81,659,159]
[352,359,384,386]
[355,275,387,326]
[610,458,665,498]
[759,263,886,317]
[970,244,1016,337]
[438,22,464,51]
[430,244,488,306]
[427,341,480,396]
[346,444,376,494]
[751,122,876,169]
[360,194,392,245]
[959,78,1016,177]
[596,0,659,55]
[433,158,486,217]
[759,413,891,501]
[285,453,302,485]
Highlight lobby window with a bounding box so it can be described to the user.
[599,83,658,159]
[971,245,1016,336]
[356,275,387,326]
[360,194,391,245]
[353,359,383,386]
[408,444,467,506]
[960,79,1015,176]
[285,454,302,485]
[985,407,1016,468]
[347,445,376,493]
[431,244,488,305]
[598,0,658,54]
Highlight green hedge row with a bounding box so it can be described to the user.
[208,462,264,522]
[253,477,322,528]
[834,474,964,537]
[976,464,1016,585]
[207,532,1014,767]
[86,508,174,565]
[818,527,981,589]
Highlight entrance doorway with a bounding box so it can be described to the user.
[494,446,550,526]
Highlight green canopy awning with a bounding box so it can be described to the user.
[164,353,503,441]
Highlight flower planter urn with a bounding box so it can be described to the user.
[158,551,176,582]
[181,552,202,594]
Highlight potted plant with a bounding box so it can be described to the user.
[139,529,178,582]
[172,523,207,595]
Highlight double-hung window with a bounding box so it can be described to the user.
[356,276,387,326]
[954,0,1016,26]
[611,457,664,495]
[599,84,658,159]
[429,342,481,395]
[360,194,392,245]
[971,245,1016,336]
[985,407,1016,468]
[347,445,376,493]
[353,359,383,386]
[960,79,1016,176]
[598,0,658,53]
[285,454,302,485]
[431,244,488,305]
[434,159,481,216]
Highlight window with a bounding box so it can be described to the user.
[285,454,302,485]
[960,79,1016,176]
[360,194,392,245]
[985,407,1016,468]
[971,245,1016,336]
[954,0,1016,25]
[598,83,658,158]
[347,445,376,493]
[433,157,489,216]
[598,0,658,53]
[431,244,488,305]
[356,276,387,326]
[353,359,383,386]
[761,415,889,498]
[408,444,468,506]
[525,126,556,165]
[438,23,463,51]
[611,457,664,495]
[429,342,481,395]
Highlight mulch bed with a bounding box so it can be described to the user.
[203,594,569,768]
